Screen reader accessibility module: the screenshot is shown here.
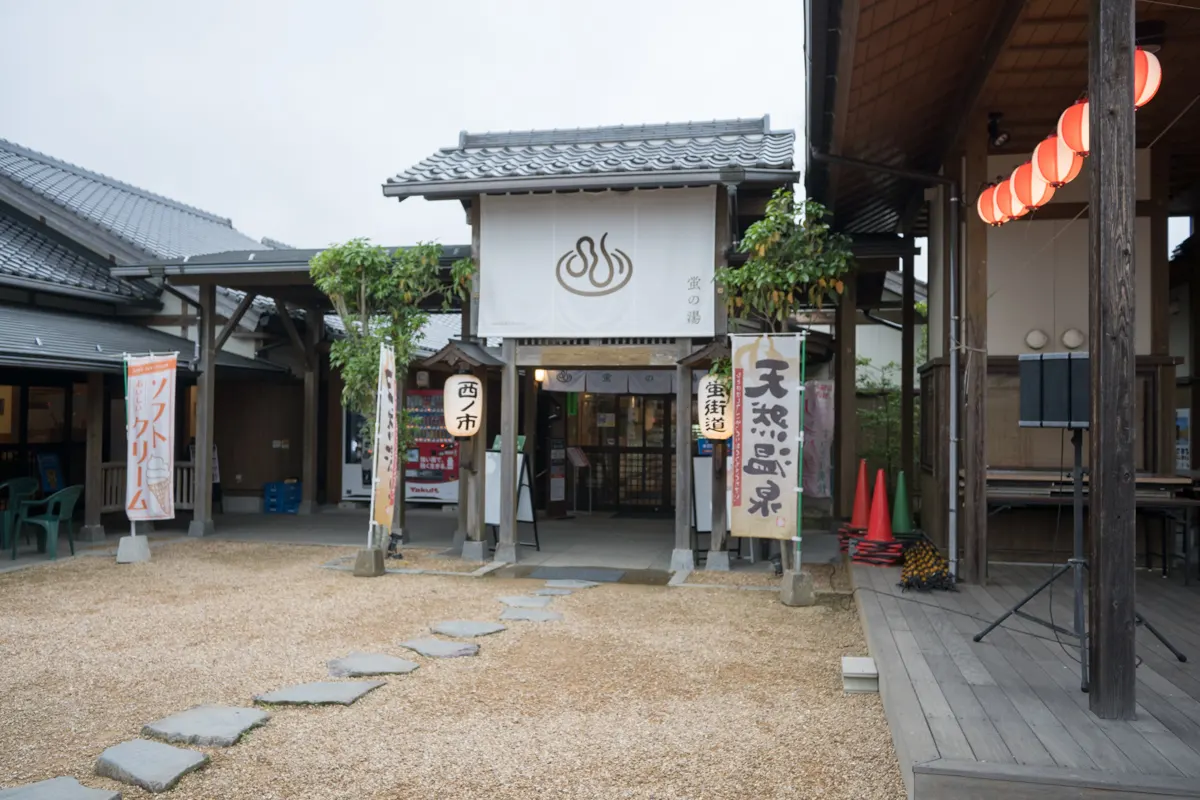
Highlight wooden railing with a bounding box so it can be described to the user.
[101,462,196,513]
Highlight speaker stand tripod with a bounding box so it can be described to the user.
[973,429,1186,693]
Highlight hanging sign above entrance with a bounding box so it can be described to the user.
[479,187,716,337]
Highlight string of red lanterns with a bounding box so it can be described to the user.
[976,48,1161,226]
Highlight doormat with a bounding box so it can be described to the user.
[611,509,673,520]
[528,566,626,583]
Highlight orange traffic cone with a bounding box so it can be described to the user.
[865,469,893,543]
[839,459,871,553]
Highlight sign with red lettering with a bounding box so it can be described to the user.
[125,354,177,521]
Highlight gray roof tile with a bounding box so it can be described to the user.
[0,139,267,260]
[386,117,795,191]
[0,213,152,300]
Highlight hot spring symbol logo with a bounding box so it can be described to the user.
[555,233,633,297]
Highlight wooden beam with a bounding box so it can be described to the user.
[902,242,916,485]
[214,292,256,353]
[962,107,989,585]
[672,340,694,571]
[825,0,862,207]
[299,309,321,514]
[80,371,105,542]
[1087,0,1137,721]
[516,344,684,368]
[274,302,308,365]
[1005,200,1153,220]
[834,274,857,519]
[496,338,520,563]
[522,368,538,500]
[1151,147,1173,476]
[189,283,217,537]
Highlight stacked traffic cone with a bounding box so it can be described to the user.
[838,459,870,553]
[850,469,905,566]
[891,470,919,542]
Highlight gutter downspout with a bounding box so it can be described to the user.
[809,147,961,579]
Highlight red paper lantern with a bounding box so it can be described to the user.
[1011,161,1055,212]
[992,179,1016,224]
[1135,48,1162,108]
[1033,134,1083,187]
[976,184,1000,225]
[1058,100,1090,157]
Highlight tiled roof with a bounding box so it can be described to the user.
[0,213,152,300]
[0,139,267,260]
[384,117,795,196]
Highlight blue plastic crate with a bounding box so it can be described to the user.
[263,481,302,514]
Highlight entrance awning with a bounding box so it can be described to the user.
[0,304,286,374]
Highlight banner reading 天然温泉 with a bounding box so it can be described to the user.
[125,354,177,521]
[370,344,398,531]
[730,334,802,540]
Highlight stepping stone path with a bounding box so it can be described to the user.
[0,777,120,800]
[143,705,270,747]
[255,680,384,706]
[328,652,420,677]
[501,608,565,622]
[95,739,208,793]
[400,638,480,658]
[498,595,554,609]
[533,588,573,596]
[431,620,506,638]
[543,579,600,589]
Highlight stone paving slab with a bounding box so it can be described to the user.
[254,680,385,706]
[328,652,420,677]
[431,620,507,638]
[533,588,574,596]
[400,638,480,658]
[498,595,553,609]
[0,777,120,800]
[95,739,208,793]
[532,568,621,583]
[500,608,565,622]
[142,705,270,747]
[543,579,601,589]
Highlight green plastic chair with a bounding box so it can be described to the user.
[15,485,83,561]
[1,477,40,553]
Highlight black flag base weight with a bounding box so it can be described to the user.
[972,429,1186,694]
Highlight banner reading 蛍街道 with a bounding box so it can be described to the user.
[370,344,399,533]
[730,334,802,540]
[125,354,177,521]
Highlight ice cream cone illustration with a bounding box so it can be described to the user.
[146,456,171,513]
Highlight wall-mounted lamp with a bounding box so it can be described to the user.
[988,112,1010,149]
[1061,328,1085,350]
[1025,329,1049,350]
[534,368,547,383]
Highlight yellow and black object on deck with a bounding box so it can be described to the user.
[900,540,956,591]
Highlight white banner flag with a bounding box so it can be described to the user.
[730,335,802,540]
[370,344,399,531]
[803,381,835,499]
[627,371,672,395]
[125,354,177,521]
[542,369,587,392]
[586,370,629,394]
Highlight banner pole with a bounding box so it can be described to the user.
[795,332,808,569]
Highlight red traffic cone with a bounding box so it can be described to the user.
[849,459,870,530]
[865,469,895,544]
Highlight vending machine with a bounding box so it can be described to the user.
[404,389,460,503]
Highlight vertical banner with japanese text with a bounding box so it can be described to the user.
[125,354,177,521]
[370,344,399,530]
[730,334,802,540]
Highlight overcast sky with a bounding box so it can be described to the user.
[1,0,807,253]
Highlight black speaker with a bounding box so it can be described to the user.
[1018,352,1090,429]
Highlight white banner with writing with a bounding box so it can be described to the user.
[370,345,398,531]
[125,354,177,521]
[730,335,802,540]
[479,187,716,337]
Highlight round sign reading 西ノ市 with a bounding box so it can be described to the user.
[444,374,483,437]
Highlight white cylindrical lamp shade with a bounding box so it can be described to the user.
[697,373,733,440]
[444,374,483,437]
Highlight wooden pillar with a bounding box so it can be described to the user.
[80,371,105,542]
[1192,270,1200,477]
[672,340,695,572]
[1151,147,1173,474]
[707,439,728,567]
[962,107,989,585]
[299,310,321,514]
[522,368,538,504]
[902,239,916,484]
[706,186,732,570]
[495,339,520,562]
[1088,0,1138,721]
[462,365,489,561]
[833,275,857,519]
[459,198,482,556]
[189,284,216,537]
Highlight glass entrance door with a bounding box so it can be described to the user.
[575,393,674,512]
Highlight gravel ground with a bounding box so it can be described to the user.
[0,540,902,800]
[686,562,851,592]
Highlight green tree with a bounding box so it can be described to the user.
[309,239,474,455]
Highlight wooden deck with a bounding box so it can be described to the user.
[853,562,1200,799]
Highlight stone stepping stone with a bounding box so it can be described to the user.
[498,595,553,609]
[431,620,506,638]
[95,739,208,793]
[501,608,564,622]
[400,638,479,658]
[0,777,120,800]
[255,680,384,706]
[533,588,573,596]
[544,579,600,589]
[328,652,419,677]
[142,705,269,748]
